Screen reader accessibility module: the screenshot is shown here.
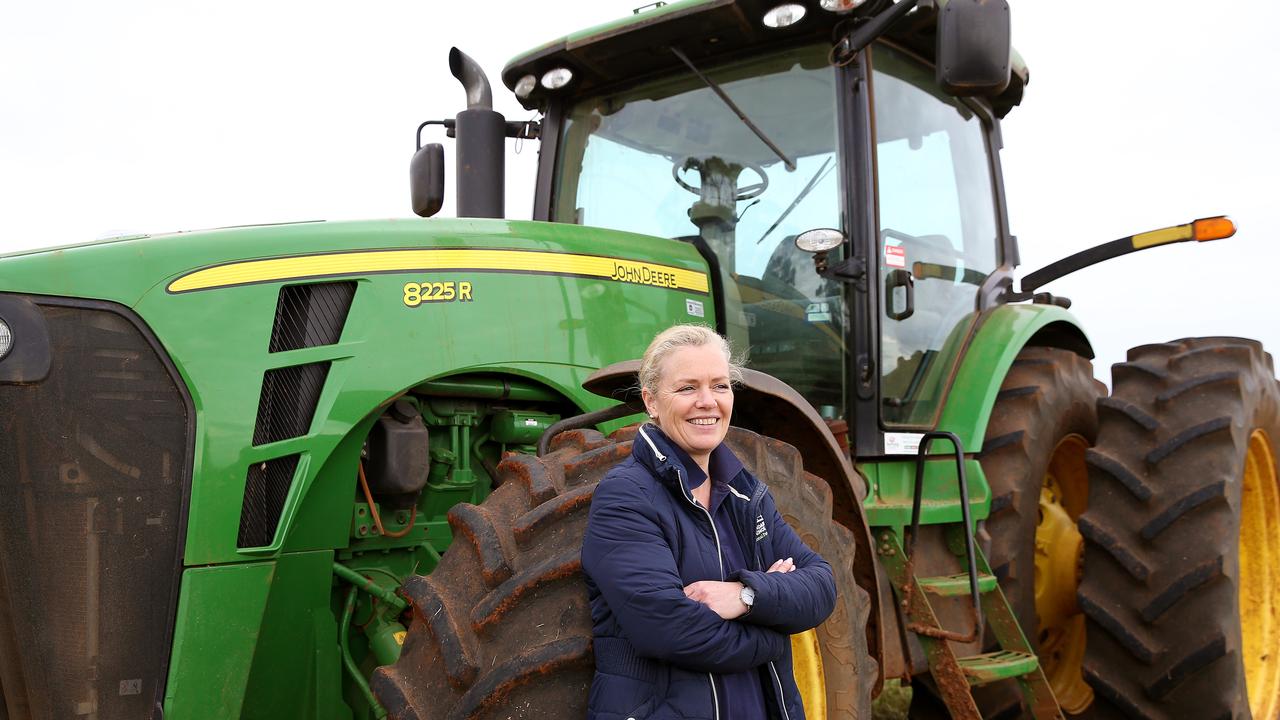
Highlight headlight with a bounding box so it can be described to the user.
[0,316,12,361]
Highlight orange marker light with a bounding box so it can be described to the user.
[1193,216,1236,242]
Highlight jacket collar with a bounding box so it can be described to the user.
[633,424,752,504]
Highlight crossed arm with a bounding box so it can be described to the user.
[582,478,835,674]
[688,499,836,635]
[582,477,789,674]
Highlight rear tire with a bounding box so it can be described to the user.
[372,426,876,719]
[1078,337,1280,718]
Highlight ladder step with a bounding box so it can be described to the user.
[957,650,1040,686]
[916,572,998,596]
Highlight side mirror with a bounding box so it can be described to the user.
[936,0,1011,97]
[410,143,445,218]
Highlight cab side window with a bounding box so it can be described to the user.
[873,43,1000,426]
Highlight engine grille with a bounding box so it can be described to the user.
[252,362,330,446]
[0,295,191,720]
[237,455,301,549]
[268,281,356,353]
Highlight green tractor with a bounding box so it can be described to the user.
[1,1,1276,718]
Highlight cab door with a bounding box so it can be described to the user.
[870,42,1004,430]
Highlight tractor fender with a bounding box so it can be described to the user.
[583,360,885,691]
[937,304,1093,449]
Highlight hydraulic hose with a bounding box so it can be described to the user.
[333,562,408,614]
[340,587,388,719]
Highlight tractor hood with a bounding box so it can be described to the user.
[0,218,708,310]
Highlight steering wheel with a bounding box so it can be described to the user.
[672,156,769,201]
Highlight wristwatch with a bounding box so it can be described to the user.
[740,585,756,614]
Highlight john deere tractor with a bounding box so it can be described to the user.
[0,1,1275,718]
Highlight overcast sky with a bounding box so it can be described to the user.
[2,1,1277,381]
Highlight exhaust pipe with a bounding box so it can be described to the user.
[449,47,493,110]
[449,48,504,219]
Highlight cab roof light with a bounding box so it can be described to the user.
[763,3,806,28]
[514,74,537,100]
[540,67,573,90]
[820,0,869,12]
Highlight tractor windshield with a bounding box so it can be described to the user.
[553,44,847,417]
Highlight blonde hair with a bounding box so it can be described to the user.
[638,324,744,396]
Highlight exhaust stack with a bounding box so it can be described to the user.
[449,48,504,219]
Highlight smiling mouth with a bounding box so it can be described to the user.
[688,418,719,426]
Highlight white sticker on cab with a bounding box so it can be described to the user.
[884,432,924,455]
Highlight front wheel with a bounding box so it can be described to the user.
[372,426,876,719]
[1079,337,1280,718]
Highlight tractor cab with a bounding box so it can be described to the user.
[504,0,1025,452]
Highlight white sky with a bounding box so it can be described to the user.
[2,1,1278,382]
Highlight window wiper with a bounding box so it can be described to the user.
[757,157,834,244]
[670,46,795,171]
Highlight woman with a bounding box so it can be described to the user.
[581,324,836,720]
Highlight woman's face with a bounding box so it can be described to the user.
[642,344,734,463]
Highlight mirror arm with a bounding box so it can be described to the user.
[1013,216,1235,299]
[836,0,919,58]
[816,253,868,292]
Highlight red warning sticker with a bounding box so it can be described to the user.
[884,245,906,269]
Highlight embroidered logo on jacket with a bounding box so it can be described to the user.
[754,514,768,542]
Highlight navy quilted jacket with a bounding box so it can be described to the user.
[581,424,836,720]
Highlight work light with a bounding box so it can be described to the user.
[540,67,573,90]
[763,3,806,28]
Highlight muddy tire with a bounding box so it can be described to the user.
[980,347,1102,714]
[911,347,1101,718]
[1078,337,1280,718]
[372,425,876,719]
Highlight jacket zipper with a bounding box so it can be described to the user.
[677,465,723,720]
[748,483,791,720]
[768,661,792,720]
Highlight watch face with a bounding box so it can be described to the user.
[741,586,756,606]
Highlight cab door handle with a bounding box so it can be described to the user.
[885,269,914,321]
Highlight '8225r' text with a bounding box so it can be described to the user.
[403,280,474,307]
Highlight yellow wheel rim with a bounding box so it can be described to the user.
[1240,429,1280,719]
[1033,434,1093,714]
[790,629,825,718]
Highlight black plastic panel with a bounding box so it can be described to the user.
[0,297,191,719]
[252,362,330,446]
[236,455,301,548]
[268,281,356,353]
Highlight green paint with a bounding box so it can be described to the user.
[506,0,717,70]
[164,551,347,720]
[936,304,1089,449]
[164,561,275,719]
[917,572,998,597]
[958,651,1040,686]
[862,305,1087,529]
[861,458,990,528]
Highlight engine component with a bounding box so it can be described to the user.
[365,399,431,509]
